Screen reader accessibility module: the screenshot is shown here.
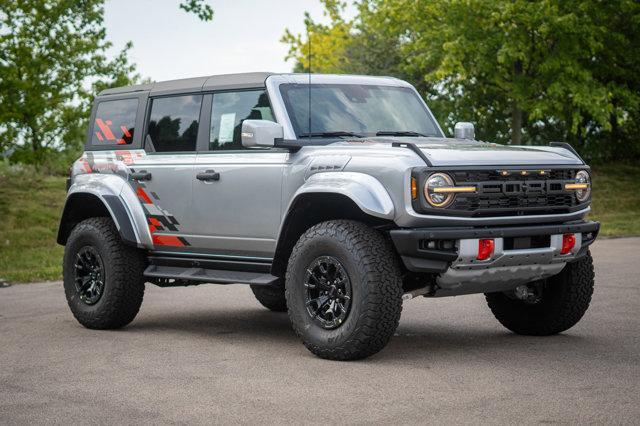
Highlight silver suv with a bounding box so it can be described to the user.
[58,73,599,360]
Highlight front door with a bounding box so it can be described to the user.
[189,89,288,259]
[130,94,203,250]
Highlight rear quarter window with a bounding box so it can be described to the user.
[91,98,139,146]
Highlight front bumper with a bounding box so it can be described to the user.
[390,221,599,295]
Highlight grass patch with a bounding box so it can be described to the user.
[0,168,66,283]
[0,163,637,283]
[589,164,640,237]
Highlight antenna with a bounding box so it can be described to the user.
[307,22,311,134]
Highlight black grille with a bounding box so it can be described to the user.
[447,169,580,217]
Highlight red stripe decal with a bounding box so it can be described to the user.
[117,138,126,145]
[95,119,116,141]
[95,132,104,141]
[120,126,132,138]
[136,187,153,204]
[149,218,162,226]
[115,150,134,165]
[81,160,92,173]
[152,235,185,247]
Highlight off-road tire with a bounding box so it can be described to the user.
[250,284,287,312]
[63,217,146,329]
[485,250,595,335]
[285,220,403,360]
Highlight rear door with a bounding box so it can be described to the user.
[130,94,203,250]
[189,89,288,259]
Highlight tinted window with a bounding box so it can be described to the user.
[91,98,138,145]
[280,84,441,138]
[209,90,274,150]
[146,95,202,152]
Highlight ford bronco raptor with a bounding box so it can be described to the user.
[58,73,598,360]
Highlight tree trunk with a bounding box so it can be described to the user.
[28,122,40,153]
[511,101,522,145]
[510,60,523,145]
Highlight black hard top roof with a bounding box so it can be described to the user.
[99,72,274,97]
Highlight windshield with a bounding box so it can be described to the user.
[279,83,442,138]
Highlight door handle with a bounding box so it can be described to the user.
[130,170,152,181]
[196,170,220,182]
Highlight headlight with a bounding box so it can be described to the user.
[574,170,591,202]
[424,172,455,207]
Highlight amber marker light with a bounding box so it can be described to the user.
[432,186,477,193]
[565,183,589,190]
[411,177,418,199]
[520,170,529,176]
[499,170,510,176]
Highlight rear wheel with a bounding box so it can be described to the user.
[285,220,403,360]
[63,217,146,329]
[485,250,595,335]
[250,284,287,312]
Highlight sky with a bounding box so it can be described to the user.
[104,0,354,82]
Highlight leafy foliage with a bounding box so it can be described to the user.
[0,0,139,164]
[283,0,640,163]
[179,0,214,21]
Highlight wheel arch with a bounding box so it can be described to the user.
[57,191,140,247]
[58,174,154,248]
[271,191,394,278]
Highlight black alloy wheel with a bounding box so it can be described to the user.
[74,245,106,305]
[304,255,352,329]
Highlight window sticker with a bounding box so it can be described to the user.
[218,113,236,143]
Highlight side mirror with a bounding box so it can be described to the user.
[454,122,475,140]
[241,120,283,148]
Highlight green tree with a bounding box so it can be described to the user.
[283,0,640,162]
[0,0,214,166]
[0,0,139,163]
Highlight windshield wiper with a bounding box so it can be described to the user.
[376,131,427,137]
[298,131,364,139]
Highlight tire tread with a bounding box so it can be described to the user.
[285,220,403,360]
[63,217,145,329]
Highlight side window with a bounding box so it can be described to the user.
[146,95,202,152]
[91,98,138,146]
[209,90,274,151]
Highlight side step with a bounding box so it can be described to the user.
[143,265,279,286]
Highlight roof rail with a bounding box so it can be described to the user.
[391,142,433,167]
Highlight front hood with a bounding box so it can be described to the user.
[356,137,584,166]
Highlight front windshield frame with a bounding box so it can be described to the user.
[278,83,444,139]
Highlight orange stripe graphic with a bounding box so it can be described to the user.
[136,187,153,204]
[152,235,185,247]
[95,119,116,140]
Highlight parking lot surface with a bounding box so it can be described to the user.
[1,238,639,424]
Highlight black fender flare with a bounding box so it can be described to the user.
[57,192,138,247]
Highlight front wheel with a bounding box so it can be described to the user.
[285,220,403,360]
[485,250,595,335]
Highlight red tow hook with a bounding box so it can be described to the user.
[477,239,495,261]
[561,234,576,255]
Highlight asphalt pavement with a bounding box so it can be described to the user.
[1,238,639,424]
